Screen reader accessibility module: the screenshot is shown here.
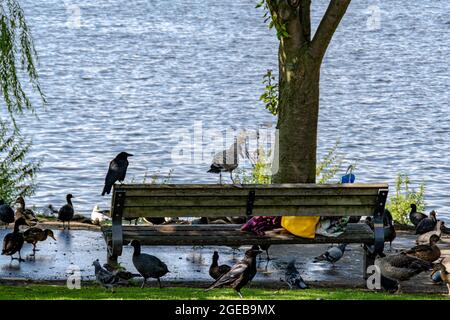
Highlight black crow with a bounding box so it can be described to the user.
[58,194,75,230]
[102,152,133,196]
[130,240,169,288]
[415,210,437,234]
[205,246,262,298]
[209,251,231,280]
[384,209,396,250]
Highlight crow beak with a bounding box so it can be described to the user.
[128,154,134,157]
[51,236,57,241]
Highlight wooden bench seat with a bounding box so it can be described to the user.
[101,183,389,279]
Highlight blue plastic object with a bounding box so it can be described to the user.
[341,165,356,184]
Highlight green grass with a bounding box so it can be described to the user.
[0,284,448,300]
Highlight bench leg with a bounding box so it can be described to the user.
[106,241,119,267]
[362,245,375,280]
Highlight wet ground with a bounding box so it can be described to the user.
[0,225,449,294]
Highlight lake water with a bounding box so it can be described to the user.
[2,0,449,220]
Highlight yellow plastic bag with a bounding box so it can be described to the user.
[281,216,320,239]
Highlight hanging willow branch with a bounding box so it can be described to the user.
[0,0,45,127]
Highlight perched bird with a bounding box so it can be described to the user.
[402,235,441,263]
[209,251,231,280]
[313,244,347,264]
[14,196,38,226]
[102,152,133,196]
[91,205,111,224]
[23,227,56,257]
[430,263,450,295]
[130,240,169,288]
[375,253,432,292]
[415,210,437,235]
[416,220,444,245]
[58,194,75,230]
[92,259,121,291]
[384,209,396,250]
[207,133,247,184]
[0,200,15,228]
[1,217,29,262]
[205,246,262,298]
[409,204,427,227]
[285,260,308,289]
[143,217,166,225]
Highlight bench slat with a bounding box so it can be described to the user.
[103,224,374,246]
[121,205,374,217]
[123,195,377,207]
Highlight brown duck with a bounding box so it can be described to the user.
[1,217,29,262]
[23,227,56,256]
[403,235,441,262]
[209,251,231,280]
[15,197,38,226]
[433,263,450,295]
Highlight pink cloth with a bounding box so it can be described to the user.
[241,216,281,236]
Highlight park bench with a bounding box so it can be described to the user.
[101,183,388,279]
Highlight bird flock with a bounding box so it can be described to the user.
[2,147,450,297]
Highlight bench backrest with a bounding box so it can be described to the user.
[111,183,389,218]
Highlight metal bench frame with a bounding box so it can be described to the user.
[102,183,388,279]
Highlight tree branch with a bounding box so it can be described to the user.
[299,0,311,42]
[311,0,351,60]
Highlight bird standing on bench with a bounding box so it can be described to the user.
[102,152,133,196]
[205,246,262,298]
[313,244,347,264]
[207,132,247,184]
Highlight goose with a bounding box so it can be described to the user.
[0,200,14,228]
[130,240,169,288]
[416,220,444,245]
[403,235,441,263]
[375,253,432,292]
[1,217,29,262]
[209,251,231,280]
[205,246,262,298]
[14,196,38,226]
[23,227,56,257]
[409,204,427,227]
[58,194,75,230]
[415,210,437,235]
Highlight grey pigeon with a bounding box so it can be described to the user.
[102,152,133,196]
[92,259,121,291]
[313,244,347,264]
[285,260,308,289]
[130,240,169,288]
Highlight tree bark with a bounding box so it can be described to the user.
[270,0,351,183]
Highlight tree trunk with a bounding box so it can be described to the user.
[269,0,351,184]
